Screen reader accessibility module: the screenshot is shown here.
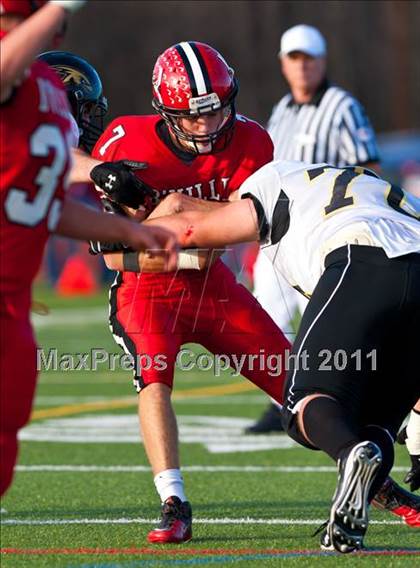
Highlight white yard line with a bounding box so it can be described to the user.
[32,308,107,328]
[34,397,129,405]
[16,465,407,473]
[34,395,267,405]
[1,517,402,526]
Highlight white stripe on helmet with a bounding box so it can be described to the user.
[179,41,207,95]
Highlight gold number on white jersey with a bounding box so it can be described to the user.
[307,166,377,217]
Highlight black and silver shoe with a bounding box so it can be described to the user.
[326,441,382,553]
[320,527,334,551]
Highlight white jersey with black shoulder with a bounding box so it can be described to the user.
[239,160,420,296]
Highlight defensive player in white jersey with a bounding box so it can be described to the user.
[143,161,420,552]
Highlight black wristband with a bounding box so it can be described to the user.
[122,251,140,272]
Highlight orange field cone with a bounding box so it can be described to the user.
[56,253,99,296]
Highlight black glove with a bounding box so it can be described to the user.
[88,197,133,256]
[90,160,156,209]
[101,197,128,217]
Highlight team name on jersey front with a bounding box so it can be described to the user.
[157,177,230,200]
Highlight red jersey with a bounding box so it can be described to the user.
[92,114,273,285]
[93,115,290,397]
[0,60,72,314]
[93,114,273,201]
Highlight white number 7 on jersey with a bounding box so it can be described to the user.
[98,125,125,157]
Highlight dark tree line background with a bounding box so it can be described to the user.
[62,0,420,134]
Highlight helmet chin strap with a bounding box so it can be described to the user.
[170,130,213,155]
[163,104,235,156]
[195,142,213,154]
[180,138,212,155]
[169,120,221,155]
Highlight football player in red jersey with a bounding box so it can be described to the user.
[0,0,178,497]
[73,41,291,544]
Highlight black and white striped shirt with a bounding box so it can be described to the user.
[267,83,379,166]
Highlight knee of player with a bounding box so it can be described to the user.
[295,393,334,418]
[285,393,337,445]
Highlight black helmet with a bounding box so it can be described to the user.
[38,50,108,152]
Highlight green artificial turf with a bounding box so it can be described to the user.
[1,286,418,567]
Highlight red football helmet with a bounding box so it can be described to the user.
[152,41,238,154]
[0,1,47,18]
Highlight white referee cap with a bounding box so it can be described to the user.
[279,25,327,58]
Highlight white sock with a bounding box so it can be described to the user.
[154,468,187,503]
[406,409,420,456]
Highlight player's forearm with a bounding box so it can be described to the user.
[165,194,230,212]
[70,148,102,183]
[194,198,231,210]
[0,4,66,102]
[56,198,143,246]
[56,198,179,269]
[148,193,229,220]
[104,248,221,273]
[144,200,259,248]
[104,251,169,272]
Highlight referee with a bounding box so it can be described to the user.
[248,24,380,435]
[268,25,379,167]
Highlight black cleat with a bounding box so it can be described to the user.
[245,403,284,434]
[312,521,334,551]
[325,441,382,553]
[319,526,335,551]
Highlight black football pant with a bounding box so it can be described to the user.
[282,245,420,449]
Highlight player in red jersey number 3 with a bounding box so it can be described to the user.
[0,0,177,497]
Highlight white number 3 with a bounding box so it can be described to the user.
[5,124,67,230]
